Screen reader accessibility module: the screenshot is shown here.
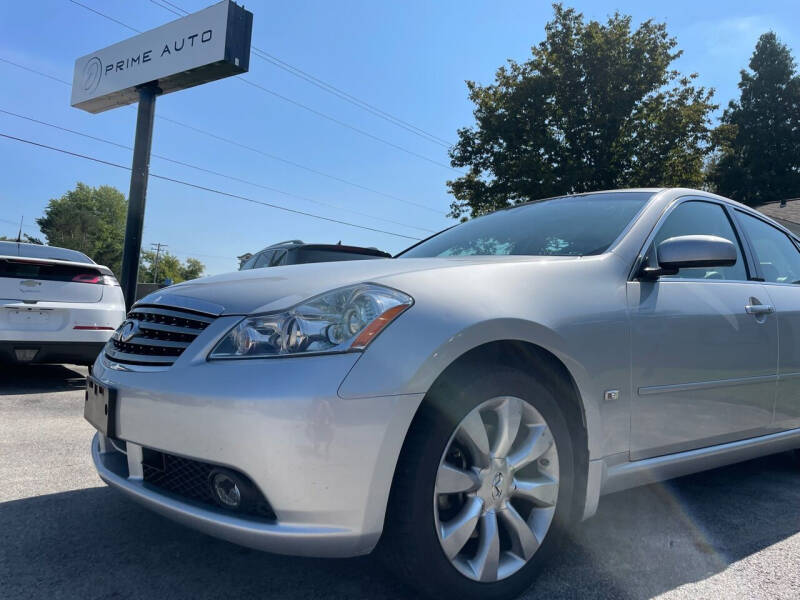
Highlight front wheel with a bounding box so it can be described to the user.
[381,367,575,600]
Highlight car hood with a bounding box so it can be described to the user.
[137,256,574,316]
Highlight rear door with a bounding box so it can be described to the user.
[734,210,800,431]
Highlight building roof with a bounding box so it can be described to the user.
[756,198,800,225]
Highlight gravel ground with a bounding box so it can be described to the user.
[1,363,799,599]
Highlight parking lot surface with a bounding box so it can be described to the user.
[2,364,800,599]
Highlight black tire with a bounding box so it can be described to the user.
[380,365,576,600]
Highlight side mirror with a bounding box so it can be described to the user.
[641,235,737,279]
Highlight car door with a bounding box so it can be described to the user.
[627,199,778,460]
[734,209,800,431]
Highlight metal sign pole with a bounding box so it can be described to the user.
[120,82,161,310]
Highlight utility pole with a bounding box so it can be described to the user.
[150,242,167,284]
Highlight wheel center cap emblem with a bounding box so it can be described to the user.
[491,472,504,499]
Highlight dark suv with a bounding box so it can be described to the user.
[239,240,391,270]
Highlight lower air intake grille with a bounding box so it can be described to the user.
[142,449,275,520]
[105,304,215,367]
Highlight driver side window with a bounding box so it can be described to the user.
[651,201,747,281]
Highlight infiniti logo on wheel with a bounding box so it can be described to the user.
[492,472,504,499]
[82,56,103,93]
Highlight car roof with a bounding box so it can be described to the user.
[0,241,94,263]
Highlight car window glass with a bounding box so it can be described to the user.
[737,211,800,284]
[253,251,273,269]
[270,250,287,266]
[652,201,747,281]
[400,192,652,257]
[294,249,382,263]
[240,254,258,270]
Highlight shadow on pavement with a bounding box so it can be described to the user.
[0,364,87,396]
[1,452,798,599]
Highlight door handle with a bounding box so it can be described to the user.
[745,303,775,315]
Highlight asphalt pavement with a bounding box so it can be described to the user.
[1,363,799,599]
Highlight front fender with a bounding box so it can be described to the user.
[339,317,605,459]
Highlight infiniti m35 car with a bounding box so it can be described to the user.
[86,188,800,599]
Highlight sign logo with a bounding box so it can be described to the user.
[116,320,140,343]
[82,56,103,93]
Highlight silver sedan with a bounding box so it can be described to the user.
[86,188,800,600]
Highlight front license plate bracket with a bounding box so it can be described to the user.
[84,376,117,437]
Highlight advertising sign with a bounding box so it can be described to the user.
[71,0,252,113]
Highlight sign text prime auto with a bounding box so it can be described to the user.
[98,29,214,79]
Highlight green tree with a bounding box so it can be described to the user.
[36,183,127,273]
[448,4,717,219]
[0,234,43,244]
[708,32,800,205]
[139,249,205,284]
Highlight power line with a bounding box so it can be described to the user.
[0,108,437,233]
[68,0,140,34]
[147,0,182,18]
[237,78,456,170]
[68,0,460,173]
[0,57,70,85]
[0,216,38,234]
[147,0,454,148]
[249,49,454,148]
[0,132,422,241]
[154,114,444,213]
[0,55,445,215]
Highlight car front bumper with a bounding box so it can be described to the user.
[89,353,424,557]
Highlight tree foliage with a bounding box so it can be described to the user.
[138,249,205,284]
[448,4,717,219]
[0,234,43,244]
[36,183,126,274]
[708,32,800,205]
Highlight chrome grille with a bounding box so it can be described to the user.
[105,305,215,367]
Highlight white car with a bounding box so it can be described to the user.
[0,241,125,365]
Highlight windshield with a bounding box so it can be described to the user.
[400,192,652,258]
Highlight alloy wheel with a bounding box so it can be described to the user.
[433,396,559,582]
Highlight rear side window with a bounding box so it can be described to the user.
[291,249,383,264]
[240,255,258,270]
[270,249,287,266]
[0,259,101,282]
[737,211,800,284]
[253,251,274,269]
[653,201,747,281]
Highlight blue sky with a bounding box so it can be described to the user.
[1,0,798,275]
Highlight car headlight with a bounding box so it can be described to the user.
[209,283,413,359]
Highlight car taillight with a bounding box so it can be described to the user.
[72,273,119,285]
